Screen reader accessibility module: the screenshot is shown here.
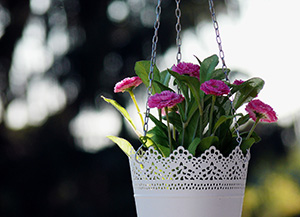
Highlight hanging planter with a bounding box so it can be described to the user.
[102,0,278,216]
[129,146,250,217]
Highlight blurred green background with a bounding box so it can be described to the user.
[0,0,299,216]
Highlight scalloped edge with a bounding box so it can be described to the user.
[131,145,250,163]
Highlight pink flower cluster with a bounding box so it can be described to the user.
[148,90,184,109]
[200,79,230,96]
[172,62,200,79]
[114,76,142,93]
[233,79,244,85]
[246,99,277,123]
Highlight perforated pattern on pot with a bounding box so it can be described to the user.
[130,146,250,191]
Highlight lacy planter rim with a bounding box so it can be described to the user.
[129,145,251,192]
[131,145,250,164]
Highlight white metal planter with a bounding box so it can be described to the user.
[129,146,250,217]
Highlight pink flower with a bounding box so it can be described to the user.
[233,79,244,85]
[148,90,184,109]
[245,99,278,123]
[114,76,143,93]
[172,62,200,79]
[200,79,230,96]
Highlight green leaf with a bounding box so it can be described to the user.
[214,118,233,154]
[107,136,135,157]
[134,61,161,94]
[156,144,171,157]
[201,101,211,135]
[160,69,171,86]
[186,100,198,124]
[148,113,180,154]
[140,135,169,157]
[227,82,245,96]
[167,111,182,132]
[179,111,200,148]
[149,113,168,133]
[139,136,155,148]
[194,55,202,65]
[187,137,201,156]
[177,101,186,121]
[168,69,203,115]
[240,131,261,143]
[210,68,229,80]
[146,127,171,157]
[235,132,261,154]
[102,96,142,137]
[251,131,261,143]
[152,80,173,92]
[214,95,232,116]
[196,136,219,156]
[240,138,255,153]
[236,114,250,127]
[212,115,235,135]
[199,54,219,84]
[233,77,265,109]
[168,69,190,101]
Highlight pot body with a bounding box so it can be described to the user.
[129,146,250,217]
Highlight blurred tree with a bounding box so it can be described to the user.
[0,0,238,216]
[1,0,299,217]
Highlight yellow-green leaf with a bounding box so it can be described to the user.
[102,96,142,138]
[107,136,135,157]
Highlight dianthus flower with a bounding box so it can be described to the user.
[200,79,230,96]
[245,99,277,123]
[233,79,245,85]
[148,90,184,109]
[172,62,200,79]
[114,76,142,93]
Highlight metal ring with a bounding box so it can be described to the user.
[135,145,144,166]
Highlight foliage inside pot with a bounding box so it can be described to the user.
[102,54,277,157]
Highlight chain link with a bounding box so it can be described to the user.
[143,0,162,137]
[136,0,162,164]
[208,0,242,146]
[175,0,182,64]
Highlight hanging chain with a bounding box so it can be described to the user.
[175,0,182,64]
[143,0,162,137]
[208,0,242,146]
[208,0,227,78]
[135,0,162,164]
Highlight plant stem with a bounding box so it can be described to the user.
[208,95,216,136]
[246,118,260,140]
[198,94,204,139]
[165,107,172,153]
[182,95,189,146]
[158,109,162,121]
[192,116,200,139]
[181,122,185,146]
[173,126,176,141]
[199,112,203,139]
[128,90,144,126]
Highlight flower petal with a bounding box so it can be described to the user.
[114,76,143,93]
[172,62,200,79]
[148,90,184,109]
[245,99,278,122]
[200,79,230,96]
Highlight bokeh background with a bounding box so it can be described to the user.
[0,0,300,216]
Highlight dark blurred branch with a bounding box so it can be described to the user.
[0,0,30,92]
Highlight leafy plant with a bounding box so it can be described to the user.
[103,54,277,157]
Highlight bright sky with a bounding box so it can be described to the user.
[160,0,300,126]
